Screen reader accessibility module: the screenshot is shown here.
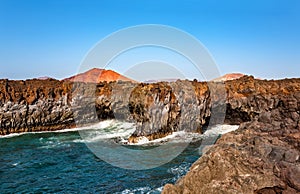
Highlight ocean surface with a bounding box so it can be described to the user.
[0,121,238,193]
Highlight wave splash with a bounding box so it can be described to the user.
[0,120,239,146]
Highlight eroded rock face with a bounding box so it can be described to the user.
[0,79,75,134]
[127,80,211,142]
[163,92,300,193]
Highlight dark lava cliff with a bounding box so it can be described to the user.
[0,76,300,193]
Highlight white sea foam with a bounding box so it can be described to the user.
[72,139,86,143]
[12,162,19,166]
[189,125,239,155]
[202,124,239,136]
[168,163,190,176]
[0,120,239,148]
[0,120,134,139]
[77,121,136,143]
[120,186,162,194]
[0,132,26,139]
[127,125,239,145]
[0,127,83,139]
[127,131,187,145]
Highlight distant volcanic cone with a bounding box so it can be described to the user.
[63,68,135,83]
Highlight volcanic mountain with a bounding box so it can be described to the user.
[63,68,134,83]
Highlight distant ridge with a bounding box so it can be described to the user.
[212,73,245,82]
[143,78,179,83]
[37,76,54,80]
[63,68,134,83]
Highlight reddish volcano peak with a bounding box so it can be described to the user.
[63,68,134,83]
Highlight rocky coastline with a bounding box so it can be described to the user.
[1,75,300,193]
[1,76,299,138]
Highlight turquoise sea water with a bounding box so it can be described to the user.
[0,130,200,193]
[0,122,237,193]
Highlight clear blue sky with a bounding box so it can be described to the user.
[0,0,299,80]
